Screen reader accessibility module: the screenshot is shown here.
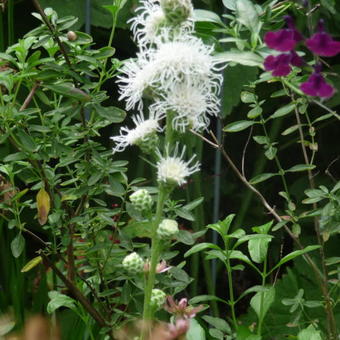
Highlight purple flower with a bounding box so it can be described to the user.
[300,65,334,98]
[264,51,304,77]
[264,16,303,52]
[306,20,340,57]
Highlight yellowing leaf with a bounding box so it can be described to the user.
[37,188,50,225]
[21,256,42,272]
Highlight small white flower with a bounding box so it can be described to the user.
[156,144,200,186]
[111,113,161,153]
[122,252,144,274]
[150,81,220,132]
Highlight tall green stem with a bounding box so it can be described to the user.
[257,258,267,336]
[141,113,174,339]
[224,239,238,330]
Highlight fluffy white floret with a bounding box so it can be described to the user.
[117,34,223,111]
[129,0,194,47]
[156,144,200,185]
[111,113,161,153]
[150,81,220,132]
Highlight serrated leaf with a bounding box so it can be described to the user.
[286,164,316,172]
[249,173,277,184]
[223,120,255,132]
[21,256,43,272]
[270,103,295,119]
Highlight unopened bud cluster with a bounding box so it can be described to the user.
[130,189,153,211]
[157,219,179,239]
[150,288,166,309]
[122,252,144,274]
[160,0,193,25]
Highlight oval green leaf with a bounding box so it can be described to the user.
[223,120,255,132]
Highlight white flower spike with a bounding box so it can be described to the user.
[111,113,161,153]
[156,144,200,186]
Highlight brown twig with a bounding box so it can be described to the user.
[19,82,39,111]
[31,0,72,68]
[41,253,109,330]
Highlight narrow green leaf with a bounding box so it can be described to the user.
[215,51,263,67]
[16,131,37,152]
[223,120,255,132]
[202,316,231,334]
[249,173,277,185]
[184,243,222,258]
[47,291,76,314]
[286,164,316,172]
[222,0,236,10]
[189,295,228,305]
[193,9,224,26]
[281,124,300,136]
[44,84,91,101]
[270,103,295,119]
[271,245,320,272]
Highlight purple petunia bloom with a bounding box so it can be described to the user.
[264,16,303,52]
[264,51,304,77]
[306,20,340,57]
[300,65,334,98]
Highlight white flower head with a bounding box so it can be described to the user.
[151,81,220,132]
[111,112,162,153]
[117,34,223,111]
[129,0,194,48]
[129,0,167,46]
[156,144,200,186]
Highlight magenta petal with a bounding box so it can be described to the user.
[290,51,304,67]
[300,73,334,98]
[272,64,291,76]
[264,30,298,52]
[306,32,340,57]
[317,81,334,98]
[264,55,277,71]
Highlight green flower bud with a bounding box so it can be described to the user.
[136,133,159,155]
[160,0,193,25]
[130,189,153,212]
[122,252,144,274]
[157,219,179,239]
[150,289,166,310]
